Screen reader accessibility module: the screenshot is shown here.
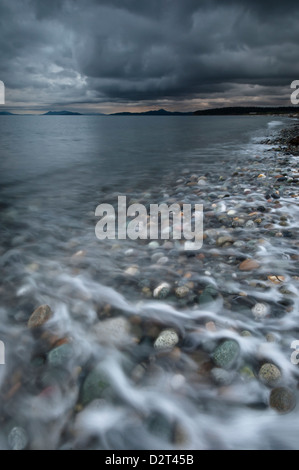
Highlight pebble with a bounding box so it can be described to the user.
[124,265,139,276]
[212,339,240,369]
[269,387,296,413]
[27,304,53,329]
[239,365,255,381]
[148,241,160,250]
[154,328,179,351]
[227,210,237,216]
[124,248,135,256]
[153,282,171,299]
[48,343,73,368]
[267,275,285,284]
[8,426,29,450]
[233,240,246,248]
[80,367,110,406]
[175,285,190,298]
[157,256,169,265]
[216,235,234,247]
[205,321,217,332]
[211,367,236,385]
[240,330,252,337]
[251,303,269,320]
[266,333,276,343]
[146,411,173,442]
[245,220,255,229]
[93,316,131,346]
[258,363,281,386]
[239,259,260,271]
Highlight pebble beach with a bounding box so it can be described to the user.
[0,118,299,450]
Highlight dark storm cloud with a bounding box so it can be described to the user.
[0,0,299,110]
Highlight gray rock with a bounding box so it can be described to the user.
[233,240,246,248]
[148,241,160,250]
[212,339,240,369]
[269,387,296,413]
[211,367,236,385]
[8,426,28,450]
[245,220,255,229]
[80,367,110,406]
[146,411,173,442]
[216,235,234,247]
[48,343,73,368]
[175,285,190,298]
[93,316,131,347]
[198,285,218,305]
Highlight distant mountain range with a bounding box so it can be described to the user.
[43,110,82,116]
[109,108,193,116]
[193,106,299,115]
[0,106,298,116]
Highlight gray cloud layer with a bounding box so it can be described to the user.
[0,0,299,111]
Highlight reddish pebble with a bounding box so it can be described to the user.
[239,259,260,271]
[27,305,53,329]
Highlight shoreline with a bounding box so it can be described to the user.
[0,119,299,450]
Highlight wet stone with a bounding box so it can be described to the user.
[245,220,255,229]
[8,426,29,450]
[175,285,190,298]
[240,330,252,337]
[269,387,296,413]
[153,282,171,299]
[146,411,174,442]
[93,316,131,347]
[216,236,234,247]
[80,367,111,406]
[48,343,73,368]
[212,340,240,370]
[239,259,260,271]
[27,304,53,329]
[251,303,269,320]
[198,285,218,305]
[239,366,255,381]
[154,328,179,351]
[211,368,236,385]
[258,363,281,386]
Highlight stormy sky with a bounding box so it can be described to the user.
[1,0,299,113]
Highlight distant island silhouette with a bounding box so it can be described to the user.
[0,106,298,116]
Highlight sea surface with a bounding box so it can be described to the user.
[0,115,298,450]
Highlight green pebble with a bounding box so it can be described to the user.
[240,365,255,380]
[48,343,73,368]
[212,340,240,370]
[80,367,110,406]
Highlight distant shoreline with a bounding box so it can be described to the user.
[0,106,298,117]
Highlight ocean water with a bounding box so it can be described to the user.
[0,115,298,450]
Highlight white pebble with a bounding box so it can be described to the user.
[153,282,171,298]
[124,248,135,256]
[157,256,169,265]
[251,303,270,319]
[227,210,237,216]
[8,427,28,450]
[154,328,179,351]
[124,266,139,276]
[148,241,160,250]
